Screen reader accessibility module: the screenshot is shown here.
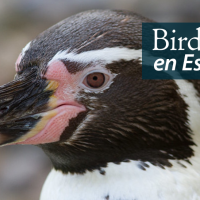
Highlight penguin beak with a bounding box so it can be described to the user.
[0,67,59,146]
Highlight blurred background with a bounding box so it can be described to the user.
[0,0,200,199]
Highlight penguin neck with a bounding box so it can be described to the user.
[40,139,194,175]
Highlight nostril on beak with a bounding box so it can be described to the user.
[0,106,10,117]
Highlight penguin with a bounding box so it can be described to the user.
[0,10,200,200]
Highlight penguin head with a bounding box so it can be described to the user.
[0,10,194,173]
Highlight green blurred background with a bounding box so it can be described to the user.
[0,0,199,199]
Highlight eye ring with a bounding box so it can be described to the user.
[84,72,105,88]
[82,71,110,89]
[80,68,116,92]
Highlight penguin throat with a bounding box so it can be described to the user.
[39,141,194,174]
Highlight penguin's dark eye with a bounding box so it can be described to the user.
[84,72,105,88]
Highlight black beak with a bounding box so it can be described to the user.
[0,66,58,146]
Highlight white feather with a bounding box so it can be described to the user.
[40,159,200,200]
[48,47,142,66]
[21,41,31,58]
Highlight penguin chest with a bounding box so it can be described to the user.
[40,161,200,200]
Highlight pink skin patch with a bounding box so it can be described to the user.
[15,54,22,72]
[17,60,86,145]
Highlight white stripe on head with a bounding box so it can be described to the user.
[174,80,200,172]
[174,80,200,143]
[21,41,31,58]
[48,47,142,66]
[48,48,177,75]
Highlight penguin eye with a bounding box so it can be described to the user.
[84,72,105,88]
[81,69,115,92]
